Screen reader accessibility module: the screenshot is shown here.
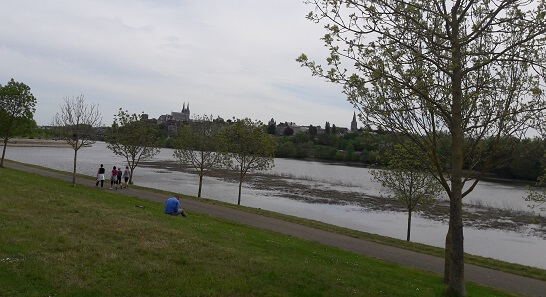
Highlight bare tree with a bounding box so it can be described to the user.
[298,1,546,295]
[52,95,102,186]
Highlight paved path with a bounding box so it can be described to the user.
[4,161,545,297]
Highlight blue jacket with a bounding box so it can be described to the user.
[164,197,179,214]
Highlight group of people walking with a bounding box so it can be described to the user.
[96,164,188,218]
[95,164,131,190]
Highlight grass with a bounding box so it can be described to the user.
[5,159,546,282]
[0,167,522,297]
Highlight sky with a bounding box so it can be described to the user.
[0,0,357,128]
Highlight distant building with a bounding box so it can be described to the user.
[170,102,190,122]
[155,102,191,137]
[274,121,310,135]
[351,112,358,132]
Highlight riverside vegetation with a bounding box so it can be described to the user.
[0,167,524,297]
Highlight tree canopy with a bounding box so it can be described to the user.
[0,79,37,168]
[220,118,276,205]
[298,1,546,295]
[173,115,225,198]
[371,143,442,241]
[106,108,161,185]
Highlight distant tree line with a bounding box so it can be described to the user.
[275,128,545,182]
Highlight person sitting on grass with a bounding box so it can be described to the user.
[164,195,187,218]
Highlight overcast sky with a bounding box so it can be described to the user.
[1,0,359,128]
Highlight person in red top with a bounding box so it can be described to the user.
[110,166,118,189]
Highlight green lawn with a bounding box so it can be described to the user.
[0,168,519,296]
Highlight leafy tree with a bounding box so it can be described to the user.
[371,144,442,241]
[267,123,277,135]
[293,132,310,144]
[526,173,546,211]
[509,138,544,180]
[526,124,546,211]
[308,125,318,137]
[14,117,38,138]
[220,118,275,205]
[173,115,224,197]
[276,141,297,158]
[313,145,337,159]
[345,141,355,160]
[52,95,102,186]
[324,121,330,134]
[331,124,337,135]
[298,1,546,295]
[106,109,160,185]
[0,79,37,168]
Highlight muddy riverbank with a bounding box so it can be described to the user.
[142,160,546,239]
[6,138,71,148]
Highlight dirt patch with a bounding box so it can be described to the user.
[142,160,546,238]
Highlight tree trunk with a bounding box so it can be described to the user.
[72,146,78,186]
[444,225,452,284]
[447,13,466,295]
[448,189,465,296]
[448,72,466,296]
[1,136,7,168]
[237,178,243,205]
[406,209,412,241]
[198,174,203,198]
[129,165,136,185]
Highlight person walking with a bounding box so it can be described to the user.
[164,195,187,217]
[95,164,106,187]
[110,166,118,190]
[122,166,131,188]
[116,167,123,189]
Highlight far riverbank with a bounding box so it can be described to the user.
[6,138,72,148]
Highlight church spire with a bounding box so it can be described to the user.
[351,111,358,131]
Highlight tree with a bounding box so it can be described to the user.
[106,109,160,185]
[309,125,318,137]
[173,115,224,198]
[324,121,331,134]
[52,95,102,186]
[220,118,275,205]
[298,1,546,295]
[371,144,442,241]
[526,173,546,211]
[0,79,37,168]
[345,141,355,160]
[526,124,546,211]
[267,123,277,135]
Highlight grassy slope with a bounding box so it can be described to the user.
[0,168,519,297]
[5,160,546,281]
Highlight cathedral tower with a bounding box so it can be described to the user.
[351,112,358,132]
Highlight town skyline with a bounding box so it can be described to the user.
[1,0,355,128]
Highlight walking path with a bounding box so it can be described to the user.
[5,161,545,297]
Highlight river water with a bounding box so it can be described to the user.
[4,142,545,269]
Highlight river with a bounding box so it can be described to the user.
[4,142,545,269]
